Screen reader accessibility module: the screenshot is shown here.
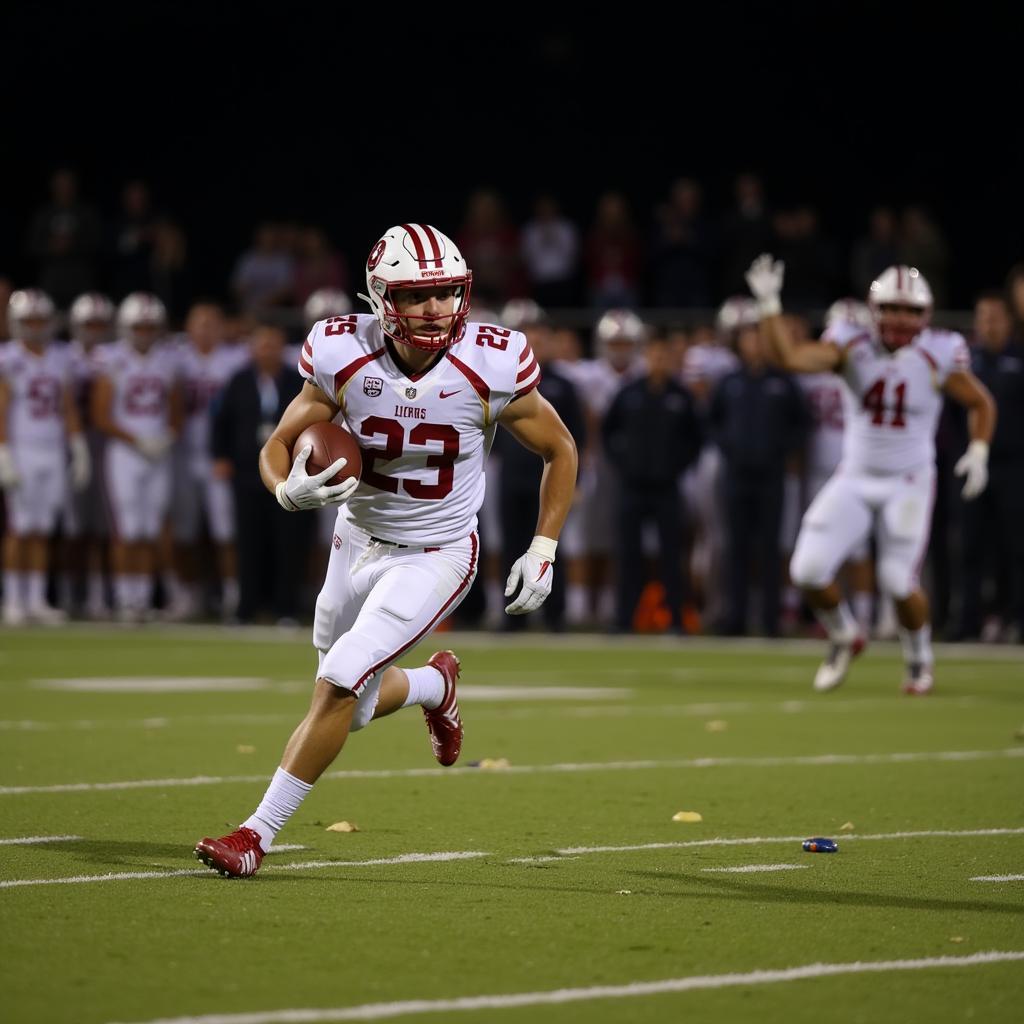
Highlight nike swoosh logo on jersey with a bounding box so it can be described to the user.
[439,389,462,399]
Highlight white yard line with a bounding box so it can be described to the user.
[701,863,808,874]
[0,834,81,846]
[106,951,1024,1024]
[971,874,1024,882]
[0,850,489,890]
[558,827,1024,857]
[3,747,1022,797]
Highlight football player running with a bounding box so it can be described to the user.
[746,254,995,695]
[196,224,578,877]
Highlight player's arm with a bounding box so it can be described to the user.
[90,374,136,445]
[260,380,354,510]
[746,254,843,373]
[498,388,578,541]
[168,381,184,438]
[944,369,997,500]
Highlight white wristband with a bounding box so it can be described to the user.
[757,296,782,318]
[967,440,989,462]
[275,481,299,511]
[527,535,558,562]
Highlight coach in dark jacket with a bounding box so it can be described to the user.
[709,322,808,636]
[212,324,306,623]
[955,293,1024,641]
[603,333,702,633]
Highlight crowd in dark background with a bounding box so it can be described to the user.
[4,168,978,329]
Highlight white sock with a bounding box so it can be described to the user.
[899,623,933,668]
[401,665,444,710]
[852,591,873,631]
[26,571,46,609]
[222,577,239,616]
[87,572,106,609]
[814,601,859,642]
[114,575,132,611]
[243,767,313,851]
[567,583,589,624]
[4,570,24,608]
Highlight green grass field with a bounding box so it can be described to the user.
[1,626,1022,1023]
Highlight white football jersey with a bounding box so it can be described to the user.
[570,358,640,418]
[824,321,969,475]
[682,343,740,390]
[0,340,74,449]
[92,340,182,440]
[300,313,540,545]
[177,342,249,460]
[798,372,845,476]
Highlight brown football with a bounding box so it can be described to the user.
[293,422,363,485]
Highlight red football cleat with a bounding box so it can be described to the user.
[194,826,265,878]
[424,650,463,767]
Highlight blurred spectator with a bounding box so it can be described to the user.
[0,277,12,341]
[720,173,773,295]
[650,177,714,308]
[585,192,643,308]
[151,219,190,320]
[28,169,101,307]
[231,224,295,313]
[850,206,900,298]
[494,304,585,632]
[955,291,1024,642]
[771,205,838,309]
[520,195,579,308]
[603,333,702,632]
[899,206,950,307]
[709,322,808,635]
[211,324,305,623]
[457,190,522,308]
[292,227,349,306]
[110,180,158,298]
[1004,263,1024,335]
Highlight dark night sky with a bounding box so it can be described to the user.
[2,4,1020,306]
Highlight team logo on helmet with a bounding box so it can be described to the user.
[363,376,383,397]
[367,240,386,271]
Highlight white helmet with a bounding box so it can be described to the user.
[500,298,546,331]
[595,309,645,369]
[715,296,759,338]
[303,288,351,329]
[868,266,932,350]
[359,224,472,351]
[825,298,873,332]
[9,288,55,345]
[70,292,115,329]
[118,292,166,349]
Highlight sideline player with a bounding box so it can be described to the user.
[195,224,577,876]
[746,255,994,694]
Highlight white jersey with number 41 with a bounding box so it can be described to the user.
[824,320,969,476]
[299,313,540,546]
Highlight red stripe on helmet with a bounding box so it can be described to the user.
[402,224,427,264]
[419,224,444,268]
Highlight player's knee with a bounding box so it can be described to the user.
[789,543,832,590]
[877,558,913,600]
[320,630,377,694]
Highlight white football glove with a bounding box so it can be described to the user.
[276,444,358,511]
[135,434,174,462]
[69,434,91,491]
[0,443,19,490]
[504,536,557,615]
[745,253,785,318]
[954,440,989,500]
